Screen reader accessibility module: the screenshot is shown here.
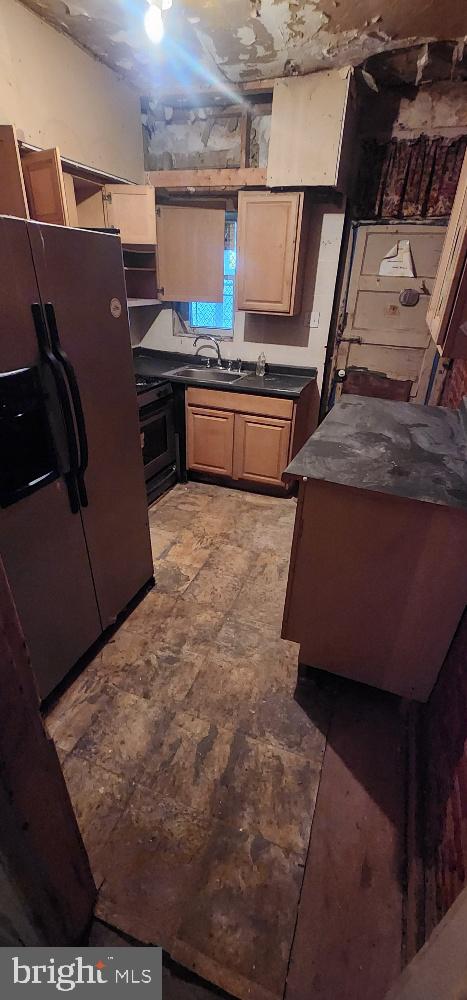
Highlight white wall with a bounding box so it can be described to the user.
[139,203,345,389]
[0,0,144,181]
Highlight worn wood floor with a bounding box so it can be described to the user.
[46,482,332,1000]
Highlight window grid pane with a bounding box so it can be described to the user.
[190,218,237,331]
[190,278,234,331]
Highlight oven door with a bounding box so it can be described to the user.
[140,396,176,482]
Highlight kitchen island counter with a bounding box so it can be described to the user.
[282,395,467,702]
[284,395,467,511]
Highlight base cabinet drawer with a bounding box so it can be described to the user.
[186,386,293,419]
[233,413,291,486]
[186,405,234,476]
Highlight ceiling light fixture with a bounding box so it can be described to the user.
[144,0,172,44]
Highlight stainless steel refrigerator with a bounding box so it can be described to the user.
[0,216,154,699]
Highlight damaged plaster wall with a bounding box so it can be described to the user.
[142,45,467,173]
[143,102,271,170]
[392,82,467,136]
[0,0,144,180]
[360,81,467,140]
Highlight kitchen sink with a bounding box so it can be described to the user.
[168,366,246,383]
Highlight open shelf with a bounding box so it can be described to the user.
[121,241,158,299]
[122,243,157,254]
[127,298,161,308]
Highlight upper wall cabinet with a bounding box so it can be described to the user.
[0,126,156,246]
[427,151,467,359]
[156,204,225,302]
[236,190,307,315]
[65,180,157,245]
[0,125,29,219]
[102,185,157,245]
[267,68,356,191]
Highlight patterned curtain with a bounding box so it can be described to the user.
[356,135,467,219]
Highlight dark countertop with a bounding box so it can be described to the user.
[284,395,467,511]
[133,348,317,400]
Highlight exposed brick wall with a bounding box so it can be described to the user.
[441,359,467,409]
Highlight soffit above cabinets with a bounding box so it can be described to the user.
[18,0,467,96]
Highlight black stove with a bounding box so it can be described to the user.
[134,371,177,505]
[135,373,165,394]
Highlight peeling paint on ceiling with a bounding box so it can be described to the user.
[19,0,467,95]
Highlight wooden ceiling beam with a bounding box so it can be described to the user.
[147,167,266,190]
[147,78,276,107]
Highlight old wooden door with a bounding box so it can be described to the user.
[331,223,447,405]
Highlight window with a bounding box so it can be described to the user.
[189,214,237,333]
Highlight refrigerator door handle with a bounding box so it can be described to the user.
[31,303,80,515]
[44,302,89,508]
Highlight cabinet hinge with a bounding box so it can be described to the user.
[156,207,161,217]
[157,287,165,297]
[102,192,112,204]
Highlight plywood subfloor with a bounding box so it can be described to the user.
[88,918,231,999]
[46,482,332,1000]
[286,679,407,1000]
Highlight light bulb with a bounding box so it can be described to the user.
[144,4,164,43]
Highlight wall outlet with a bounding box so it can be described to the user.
[309,310,320,328]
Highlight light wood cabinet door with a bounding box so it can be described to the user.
[233,413,291,486]
[103,184,156,245]
[187,406,234,476]
[75,181,106,229]
[427,150,467,358]
[267,69,355,190]
[22,147,69,225]
[157,204,225,302]
[237,190,305,314]
[0,125,29,218]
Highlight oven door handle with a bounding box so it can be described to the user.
[44,302,89,508]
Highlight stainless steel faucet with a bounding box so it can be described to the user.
[193,335,223,368]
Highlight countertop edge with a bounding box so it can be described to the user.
[166,373,312,400]
[282,468,467,511]
[133,348,318,400]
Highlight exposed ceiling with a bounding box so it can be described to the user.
[19,0,467,96]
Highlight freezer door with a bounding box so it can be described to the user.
[0,216,101,699]
[28,222,153,629]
